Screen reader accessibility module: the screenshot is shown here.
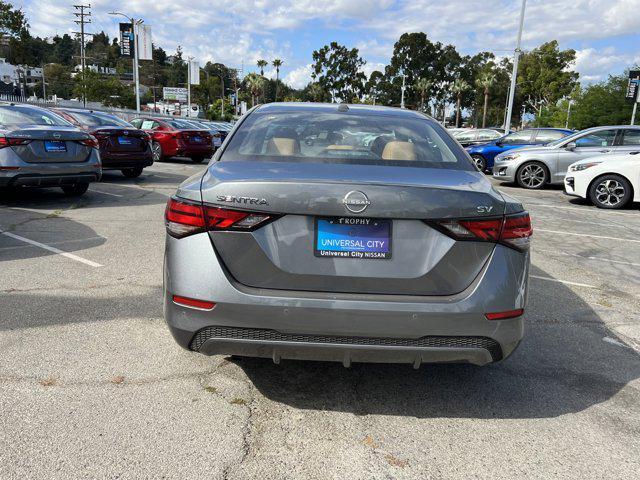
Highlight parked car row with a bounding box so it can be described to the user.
[0,102,231,196]
[451,124,640,209]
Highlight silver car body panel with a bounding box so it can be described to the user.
[493,125,640,184]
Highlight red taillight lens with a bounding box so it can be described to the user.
[172,295,216,310]
[0,137,32,148]
[485,309,524,320]
[434,212,532,251]
[78,136,99,148]
[165,197,276,238]
[500,212,533,250]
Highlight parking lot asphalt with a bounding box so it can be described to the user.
[1,161,639,479]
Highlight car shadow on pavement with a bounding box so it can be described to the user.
[234,265,640,419]
[0,207,106,262]
[100,169,199,187]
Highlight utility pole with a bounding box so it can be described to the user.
[632,102,637,126]
[400,73,406,109]
[505,0,527,134]
[73,4,92,108]
[565,99,572,129]
[187,56,192,117]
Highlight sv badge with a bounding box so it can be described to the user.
[477,206,494,214]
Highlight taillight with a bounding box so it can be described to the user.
[172,295,216,310]
[0,137,32,148]
[78,136,99,148]
[433,212,532,251]
[165,197,276,238]
[485,309,524,320]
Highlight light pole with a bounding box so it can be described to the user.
[400,72,406,109]
[504,0,527,134]
[109,12,142,112]
[187,56,193,117]
[565,99,573,129]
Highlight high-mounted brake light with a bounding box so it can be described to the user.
[434,212,532,251]
[0,137,32,148]
[165,197,276,238]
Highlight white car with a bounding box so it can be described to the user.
[564,152,640,209]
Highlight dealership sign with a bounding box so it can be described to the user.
[163,87,188,102]
[626,70,640,103]
[119,23,134,58]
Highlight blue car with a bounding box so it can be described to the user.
[466,128,574,172]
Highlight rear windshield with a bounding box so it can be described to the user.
[221,110,473,170]
[167,119,204,129]
[0,105,72,127]
[65,110,132,127]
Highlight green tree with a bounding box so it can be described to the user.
[414,78,432,112]
[257,59,267,76]
[244,73,266,107]
[518,40,579,119]
[476,71,496,127]
[450,79,470,127]
[272,58,282,101]
[0,1,28,37]
[311,42,366,102]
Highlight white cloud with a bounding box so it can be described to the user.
[283,64,313,89]
[574,47,640,83]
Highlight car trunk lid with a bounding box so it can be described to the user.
[6,125,94,163]
[200,161,506,296]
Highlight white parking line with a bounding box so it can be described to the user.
[534,248,640,268]
[530,275,596,288]
[1,231,103,267]
[89,188,123,197]
[536,229,640,244]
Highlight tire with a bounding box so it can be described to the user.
[470,154,486,172]
[588,174,632,209]
[151,141,163,162]
[61,183,89,196]
[516,161,548,189]
[121,166,144,178]
[191,156,206,164]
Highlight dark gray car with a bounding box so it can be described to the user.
[0,103,101,196]
[164,103,532,367]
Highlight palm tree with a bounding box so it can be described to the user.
[450,79,470,127]
[257,59,268,76]
[476,72,496,128]
[272,58,283,101]
[414,78,432,113]
[245,73,266,107]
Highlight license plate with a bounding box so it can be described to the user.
[192,136,202,143]
[314,217,392,260]
[117,136,134,145]
[44,140,66,152]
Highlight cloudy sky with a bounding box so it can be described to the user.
[14,0,640,88]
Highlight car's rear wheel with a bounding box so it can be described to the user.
[191,156,206,164]
[121,166,144,178]
[152,141,163,162]
[470,154,486,172]
[588,174,632,209]
[61,183,89,196]
[516,161,548,189]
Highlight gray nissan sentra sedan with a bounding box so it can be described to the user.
[0,103,101,195]
[164,103,532,367]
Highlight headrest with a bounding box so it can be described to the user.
[266,137,299,156]
[381,141,417,160]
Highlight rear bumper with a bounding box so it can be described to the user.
[1,172,100,187]
[174,143,214,158]
[100,151,153,170]
[164,233,529,366]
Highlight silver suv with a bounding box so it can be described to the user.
[493,126,640,189]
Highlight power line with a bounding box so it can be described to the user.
[73,3,93,107]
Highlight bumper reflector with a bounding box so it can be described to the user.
[485,309,524,320]
[172,295,216,310]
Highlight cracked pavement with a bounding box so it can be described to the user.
[1,162,639,479]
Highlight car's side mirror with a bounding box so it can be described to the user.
[565,142,577,151]
[495,140,503,147]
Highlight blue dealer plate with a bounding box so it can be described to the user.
[117,136,134,145]
[44,140,66,152]
[314,217,392,260]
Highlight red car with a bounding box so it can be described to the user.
[51,108,153,178]
[130,117,213,163]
